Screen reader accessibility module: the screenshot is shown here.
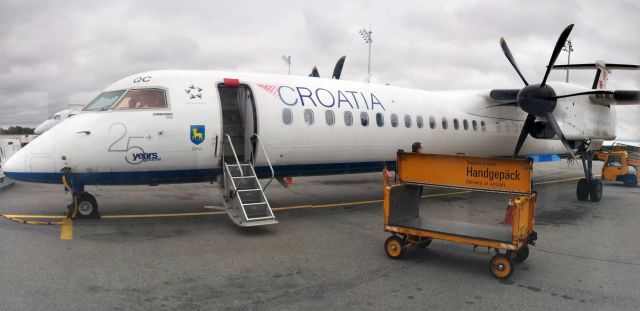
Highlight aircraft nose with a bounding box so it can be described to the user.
[2,148,26,176]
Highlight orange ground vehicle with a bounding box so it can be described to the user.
[594,146,639,187]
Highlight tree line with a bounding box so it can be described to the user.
[0,126,35,134]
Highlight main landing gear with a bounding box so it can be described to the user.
[576,143,603,202]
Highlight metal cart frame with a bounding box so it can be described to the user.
[383,151,537,279]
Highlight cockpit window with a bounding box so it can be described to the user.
[83,90,126,111]
[53,115,61,120]
[114,89,167,110]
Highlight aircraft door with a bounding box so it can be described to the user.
[217,84,257,163]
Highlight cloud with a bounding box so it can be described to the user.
[0,0,638,140]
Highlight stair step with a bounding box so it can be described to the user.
[226,164,254,177]
[232,177,260,190]
[238,190,264,204]
[243,203,271,219]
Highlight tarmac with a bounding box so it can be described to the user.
[0,160,639,311]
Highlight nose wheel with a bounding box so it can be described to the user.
[68,192,100,219]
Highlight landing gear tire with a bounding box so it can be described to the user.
[509,246,529,263]
[74,192,100,219]
[576,178,589,201]
[623,174,638,187]
[589,179,603,203]
[490,254,513,279]
[385,236,406,259]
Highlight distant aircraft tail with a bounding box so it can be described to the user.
[552,61,639,89]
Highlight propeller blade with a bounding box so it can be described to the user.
[615,90,640,102]
[514,114,536,157]
[546,112,576,159]
[551,90,614,99]
[309,66,320,78]
[332,56,346,79]
[490,89,520,101]
[540,24,574,87]
[500,37,529,86]
[485,102,518,108]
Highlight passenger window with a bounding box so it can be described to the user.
[282,108,293,125]
[391,113,399,127]
[404,114,412,128]
[442,117,448,130]
[481,121,486,132]
[472,120,478,131]
[325,110,335,126]
[53,115,61,120]
[496,122,501,132]
[453,118,459,130]
[416,115,424,129]
[376,113,384,127]
[429,116,436,129]
[463,119,469,131]
[304,109,314,125]
[344,111,353,126]
[114,89,167,110]
[360,112,369,126]
[505,122,510,132]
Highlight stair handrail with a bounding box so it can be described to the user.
[252,133,275,191]
[223,134,244,177]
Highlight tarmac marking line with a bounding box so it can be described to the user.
[60,220,73,240]
[102,211,225,219]
[3,175,588,220]
[533,174,601,185]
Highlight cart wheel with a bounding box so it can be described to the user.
[489,254,513,279]
[384,236,405,259]
[417,238,433,248]
[511,246,529,263]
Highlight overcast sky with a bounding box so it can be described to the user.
[0,0,638,140]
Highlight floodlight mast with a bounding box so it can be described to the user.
[281,55,292,75]
[359,25,373,78]
[562,39,574,83]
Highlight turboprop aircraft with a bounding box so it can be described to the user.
[3,24,639,226]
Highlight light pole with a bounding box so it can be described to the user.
[281,55,291,75]
[359,25,373,78]
[562,39,574,83]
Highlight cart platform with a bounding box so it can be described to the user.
[391,217,512,243]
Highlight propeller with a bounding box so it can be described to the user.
[308,56,347,79]
[308,66,320,78]
[498,24,581,158]
[332,56,346,79]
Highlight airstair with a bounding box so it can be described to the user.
[219,134,277,227]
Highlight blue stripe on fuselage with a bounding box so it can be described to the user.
[3,161,398,185]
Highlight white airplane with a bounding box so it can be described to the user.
[3,24,639,225]
[34,109,81,134]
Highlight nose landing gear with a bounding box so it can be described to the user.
[61,168,100,219]
[67,192,100,219]
[576,143,603,202]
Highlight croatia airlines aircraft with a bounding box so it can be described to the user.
[3,25,639,225]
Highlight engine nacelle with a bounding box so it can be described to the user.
[530,122,556,139]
